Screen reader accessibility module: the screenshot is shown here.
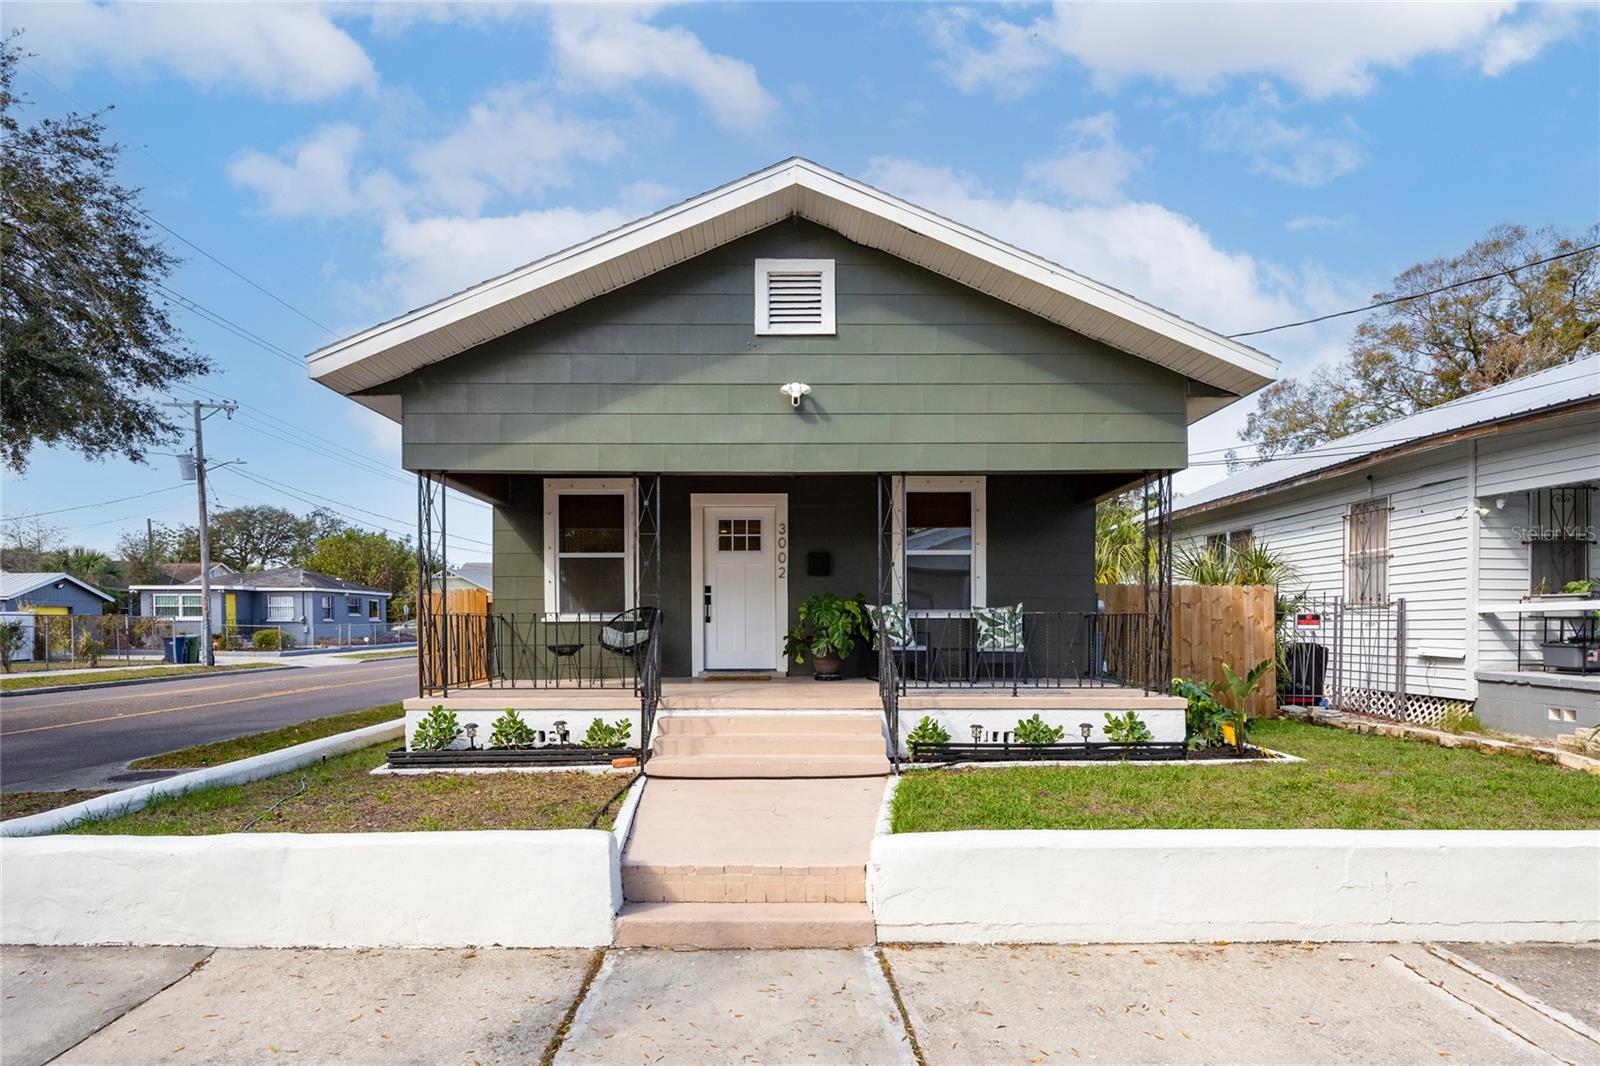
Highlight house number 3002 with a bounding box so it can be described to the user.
[777,522,787,579]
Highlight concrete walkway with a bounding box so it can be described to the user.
[5,942,1595,1065]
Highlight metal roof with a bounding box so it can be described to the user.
[308,157,1277,418]
[0,572,116,603]
[1174,355,1600,516]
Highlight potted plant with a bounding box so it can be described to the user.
[784,592,870,680]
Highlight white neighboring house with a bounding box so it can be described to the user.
[1173,355,1599,739]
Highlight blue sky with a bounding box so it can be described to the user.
[5,1,1597,562]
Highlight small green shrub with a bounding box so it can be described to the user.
[1103,710,1153,745]
[252,629,296,650]
[411,705,462,751]
[906,715,951,757]
[1439,702,1488,735]
[489,708,537,748]
[1013,714,1065,746]
[582,717,634,748]
[1172,677,1230,748]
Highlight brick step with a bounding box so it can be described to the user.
[613,902,876,949]
[654,714,883,736]
[644,754,890,779]
[623,862,867,903]
[651,732,886,757]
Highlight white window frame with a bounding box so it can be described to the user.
[152,592,204,619]
[266,594,296,623]
[346,594,361,616]
[368,598,380,621]
[543,478,636,620]
[892,475,987,617]
[753,258,835,335]
[320,595,335,622]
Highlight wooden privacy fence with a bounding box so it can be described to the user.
[420,588,490,691]
[1098,583,1278,718]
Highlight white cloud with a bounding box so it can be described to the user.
[1285,214,1355,233]
[865,156,1302,335]
[1202,98,1364,187]
[928,2,1585,99]
[228,125,405,220]
[410,86,626,214]
[10,0,377,101]
[1023,111,1143,202]
[547,4,777,134]
[380,206,633,308]
[345,405,401,455]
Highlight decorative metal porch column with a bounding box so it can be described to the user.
[417,471,447,697]
[1139,470,1174,693]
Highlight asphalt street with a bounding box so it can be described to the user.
[0,659,415,792]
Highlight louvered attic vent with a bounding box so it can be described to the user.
[754,258,836,335]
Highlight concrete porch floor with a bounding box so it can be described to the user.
[406,676,1184,712]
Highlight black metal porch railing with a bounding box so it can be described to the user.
[484,612,665,691]
[877,610,1150,693]
[1515,602,1600,674]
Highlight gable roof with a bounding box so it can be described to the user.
[448,562,493,593]
[309,158,1277,421]
[153,562,238,584]
[0,571,116,603]
[129,567,389,596]
[1174,355,1600,518]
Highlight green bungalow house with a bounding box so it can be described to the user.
[309,158,1276,768]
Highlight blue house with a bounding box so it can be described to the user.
[130,567,395,649]
[0,572,114,615]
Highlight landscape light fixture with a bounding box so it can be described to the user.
[554,719,568,744]
[970,723,984,743]
[465,722,479,749]
[1079,722,1093,742]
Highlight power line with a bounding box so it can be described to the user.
[222,466,492,549]
[5,483,190,520]
[1228,243,1600,339]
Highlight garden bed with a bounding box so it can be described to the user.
[63,743,628,835]
[891,719,1600,832]
[909,741,1189,763]
[385,745,638,769]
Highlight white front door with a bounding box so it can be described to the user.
[702,505,778,670]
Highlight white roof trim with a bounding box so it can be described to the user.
[0,572,115,603]
[309,158,1277,414]
[130,585,391,597]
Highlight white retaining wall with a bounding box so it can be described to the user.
[870,829,1600,943]
[1,830,619,948]
[894,707,1185,754]
[404,707,643,751]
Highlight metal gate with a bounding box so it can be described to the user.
[1280,595,1416,721]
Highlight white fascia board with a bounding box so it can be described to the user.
[10,574,116,602]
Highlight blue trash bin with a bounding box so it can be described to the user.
[162,636,181,663]
[170,635,192,664]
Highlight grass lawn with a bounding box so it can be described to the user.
[336,650,416,661]
[1,789,114,821]
[891,719,1600,832]
[66,744,629,835]
[0,663,279,693]
[129,704,403,770]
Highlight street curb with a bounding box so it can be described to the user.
[0,664,298,699]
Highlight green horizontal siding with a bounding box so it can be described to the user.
[402,219,1190,474]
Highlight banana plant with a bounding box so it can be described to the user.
[1207,658,1272,751]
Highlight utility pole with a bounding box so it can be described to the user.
[164,400,236,666]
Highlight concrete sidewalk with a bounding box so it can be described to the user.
[3,941,1595,1064]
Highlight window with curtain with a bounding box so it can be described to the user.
[153,593,202,618]
[557,492,626,615]
[1346,499,1390,606]
[905,490,975,611]
[368,599,380,620]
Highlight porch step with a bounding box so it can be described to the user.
[623,862,867,903]
[613,901,876,949]
[651,732,886,757]
[644,754,889,778]
[655,713,883,735]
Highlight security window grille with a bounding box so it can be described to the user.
[557,492,626,615]
[1205,534,1226,555]
[153,593,202,619]
[1346,498,1390,606]
[1229,528,1253,555]
[754,259,835,335]
[267,594,295,622]
[1529,485,1594,594]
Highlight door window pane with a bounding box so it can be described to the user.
[717,518,762,552]
[560,494,625,553]
[558,557,625,615]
